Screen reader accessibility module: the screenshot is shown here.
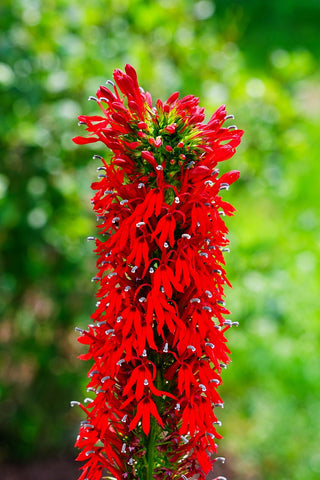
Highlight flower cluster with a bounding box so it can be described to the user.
[72,64,243,480]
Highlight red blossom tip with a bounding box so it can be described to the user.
[72,136,98,145]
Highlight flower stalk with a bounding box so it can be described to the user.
[72,64,243,480]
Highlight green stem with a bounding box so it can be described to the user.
[145,357,162,480]
[146,415,157,480]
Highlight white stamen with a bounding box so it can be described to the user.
[202,306,212,312]
[96,388,105,394]
[190,298,200,303]
[85,450,95,456]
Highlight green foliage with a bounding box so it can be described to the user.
[1,0,319,478]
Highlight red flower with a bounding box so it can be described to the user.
[72,64,243,480]
[151,212,177,247]
[129,396,164,435]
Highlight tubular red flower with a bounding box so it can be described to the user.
[72,64,243,480]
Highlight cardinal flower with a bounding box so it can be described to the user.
[129,396,164,435]
[72,64,243,480]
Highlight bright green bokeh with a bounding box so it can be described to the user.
[1,1,320,478]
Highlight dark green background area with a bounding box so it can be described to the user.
[1,1,319,479]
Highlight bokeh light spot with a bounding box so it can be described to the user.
[27,207,47,229]
[246,78,266,98]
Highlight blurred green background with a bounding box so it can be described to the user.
[1,0,320,479]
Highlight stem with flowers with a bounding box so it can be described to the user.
[72,64,243,480]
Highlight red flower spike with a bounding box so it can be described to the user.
[73,64,243,480]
